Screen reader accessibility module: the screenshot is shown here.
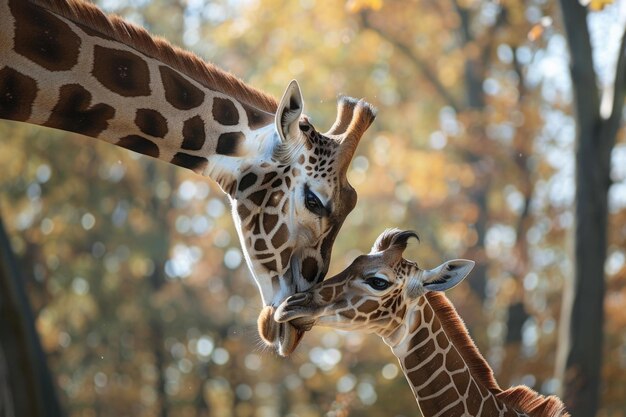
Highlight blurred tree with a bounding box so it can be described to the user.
[353,0,541,384]
[2,0,626,416]
[556,1,624,416]
[0,213,63,417]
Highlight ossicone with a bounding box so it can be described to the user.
[371,228,419,253]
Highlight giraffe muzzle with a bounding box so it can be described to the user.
[274,293,319,331]
[257,305,305,357]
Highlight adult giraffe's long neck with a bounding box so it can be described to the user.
[383,292,568,417]
[0,0,276,191]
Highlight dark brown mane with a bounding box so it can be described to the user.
[424,291,500,392]
[498,386,570,417]
[425,292,569,417]
[30,0,278,114]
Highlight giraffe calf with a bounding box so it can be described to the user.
[276,229,568,417]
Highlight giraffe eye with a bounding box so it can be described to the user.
[365,277,391,291]
[304,186,326,216]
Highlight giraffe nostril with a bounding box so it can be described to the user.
[287,292,309,304]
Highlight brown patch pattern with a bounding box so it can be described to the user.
[11,0,81,71]
[358,300,379,314]
[238,172,258,192]
[159,65,204,110]
[424,292,500,392]
[244,104,273,129]
[298,244,565,416]
[181,115,205,150]
[446,402,467,417]
[0,67,38,121]
[171,152,208,173]
[4,3,379,362]
[135,108,168,138]
[417,370,451,397]
[261,172,277,185]
[44,84,114,137]
[216,132,244,156]
[262,259,277,273]
[92,45,151,97]
[467,382,483,415]
[301,257,319,282]
[117,135,159,158]
[27,0,278,113]
[212,97,239,125]
[262,214,279,234]
[254,239,267,251]
[248,189,267,206]
[280,248,291,270]
[271,224,289,248]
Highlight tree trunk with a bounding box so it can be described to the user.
[0,215,64,417]
[150,312,169,417]
[145,160,176,417]
[556,2,624,415]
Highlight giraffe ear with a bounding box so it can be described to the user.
[422,260,474,292]
[275,80,304,143]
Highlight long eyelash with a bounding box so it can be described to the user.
[428,274,450,285]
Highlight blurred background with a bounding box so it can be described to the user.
[1,0,626,416]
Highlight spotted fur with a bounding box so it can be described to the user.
[279,230,569,416]
[0,0,377,356]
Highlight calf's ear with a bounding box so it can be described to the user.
[422,259,475,292]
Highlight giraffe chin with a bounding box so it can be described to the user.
[257,306,305,357]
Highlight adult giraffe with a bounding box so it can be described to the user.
[0,0,376,356]
[277,229,569,416]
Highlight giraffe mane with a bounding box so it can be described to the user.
[424,292,569,417]
[424,292,501,392]
[30,0,279,114]
[497,386,570,417]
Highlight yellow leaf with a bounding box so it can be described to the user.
[528,24,544,41]
[588,0,615,10]
[346,0,383,13]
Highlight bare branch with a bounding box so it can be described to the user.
[559,0,600,129]
[480,6,509,68]
[451,0,472,43]
[358,12,462,112]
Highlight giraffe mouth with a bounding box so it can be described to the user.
[277,322,305,357]
[274,293,319,331]
[257,305,306,357]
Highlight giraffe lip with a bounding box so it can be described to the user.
[274,304,307,322]
[277,322,305,357]
[257,307,304,356]
[274,294,318,330]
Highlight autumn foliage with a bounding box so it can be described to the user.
[0,0,625,416]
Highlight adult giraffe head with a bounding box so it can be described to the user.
[0,0,376,356]
[236,81,377,356]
